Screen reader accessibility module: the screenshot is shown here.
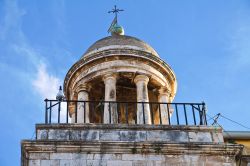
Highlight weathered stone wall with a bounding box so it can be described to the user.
[21,124,243,166]
[27,153,237,166]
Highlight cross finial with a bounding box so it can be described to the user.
[108,5,124,19]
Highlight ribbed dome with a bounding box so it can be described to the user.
[82,35,159,57]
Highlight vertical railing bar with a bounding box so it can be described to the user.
[134,103,137,124]
[45,99,48,124]
[150,103,154,124]
[58,101,61,123]
[175,104,179,125]
[49,101,52,124]
[198,104,202,125]
[84,101,86,123]
[91,102,95,123]
[166,103,171,125]
[101,101,103,123]
[158,103,162,125]
[75,101,77,123]
[66,101,69,123]
[142,102,145,124]
[109,102,111,124]
[117,102,120,123]
[125,103,128,124]
[183,104,188,125]
[191,104,196,125]
[202,102,207,125]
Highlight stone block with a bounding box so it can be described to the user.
[29,160,40,166]
[29,153,49,160]
[120,131,146,141]
[99,130,120,141]
[147,130,188,142]
[69,130,81,140]
[132,161,155,166]
[48,130,69,140]
[41,160,59,166]
[60,159,87,166]
[37,130,48,140]
[93,154,122,160]
[51,153,88,160]
[59,160,70,166]
[188,132,212,142]
[81,130,99,141]
[107,160,132,166]
[122,154,146,161]
[87,160,107,166]
[212,132,224,143]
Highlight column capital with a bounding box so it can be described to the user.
[75,84,91,93]
[134,74,149,84]
[103,73,117,84]
[158,87,171,96]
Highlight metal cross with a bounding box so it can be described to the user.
[108,5,124,18]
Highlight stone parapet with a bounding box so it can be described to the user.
[35,124,224,143]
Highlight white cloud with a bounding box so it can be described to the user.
[32,63,69,122]
[32,63,60,99]
[0,0,69,123]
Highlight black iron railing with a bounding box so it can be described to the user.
[44,99,207,126]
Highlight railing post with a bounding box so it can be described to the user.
[84,101,86,123]
[142,102,145,124]
[202,102,207,125]
[109,101,111,124]
[183,104,188,125]
[117,102,120,123]
[175,104,179,125]
[198,104,203,125]
[191,104,197,125]
[49,101,52,123]
[158,103,162,125]
[150,103,154,125]
[58,101,61,123]
[75,101,77,123]
[166,103,171,125]
[134,103,137,124]
[44,99,48,124]
[66,101,69,123]
[125,103,129,124]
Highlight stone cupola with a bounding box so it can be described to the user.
[63,33,177,124]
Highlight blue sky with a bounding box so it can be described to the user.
[1,0,250,165]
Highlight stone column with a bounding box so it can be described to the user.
[158,87,172,124]
[134,75,151,124]
[103,73,117,124]
[73,84,90,123]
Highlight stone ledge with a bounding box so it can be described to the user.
[36,123,222,132]
[21,140,243,156]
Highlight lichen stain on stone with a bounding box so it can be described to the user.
[110,89,115,99]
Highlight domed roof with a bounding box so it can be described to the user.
[82,35,159,57]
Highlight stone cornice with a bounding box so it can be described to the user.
[21,140,243,156]
[35,123,223,133]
